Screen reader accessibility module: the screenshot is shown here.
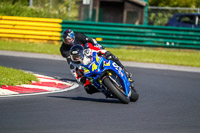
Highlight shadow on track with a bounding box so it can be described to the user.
[48,96,121,104]
[50,77,123,104]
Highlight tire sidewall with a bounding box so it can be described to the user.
[103,77,130,104]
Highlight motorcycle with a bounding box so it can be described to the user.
[71,45,139,104]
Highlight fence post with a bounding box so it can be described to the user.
[144,0,148,25]
[89,0,93,21]
[29,0,33,7]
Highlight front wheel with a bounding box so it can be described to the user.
[103,77,130,104]
[130,87,139,102]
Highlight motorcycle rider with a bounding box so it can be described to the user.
[60,29,133,94]
[60,29,98,64]
[69,44,102,94]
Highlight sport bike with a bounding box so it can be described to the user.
[72,45,139,104]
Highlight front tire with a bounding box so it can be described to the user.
[130,87,139,102]
[103,77,130,104]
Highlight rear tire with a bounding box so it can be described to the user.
[103,77,130,104]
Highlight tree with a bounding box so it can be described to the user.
[149,0,199,8]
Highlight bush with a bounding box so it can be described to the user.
[0,0,79,20]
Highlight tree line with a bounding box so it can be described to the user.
[149,0,200,8]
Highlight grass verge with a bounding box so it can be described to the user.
[0,39,200,67]
[0,66,38,86]
[109,47,200,67]
[0,40,60,55]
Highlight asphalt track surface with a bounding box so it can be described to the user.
[0,55,200,133]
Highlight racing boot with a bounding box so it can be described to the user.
[123,68,134,83]
[84,84,99,94]
[130,82,135,89]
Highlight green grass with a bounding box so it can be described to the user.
[0,39,200,67]
[0,66,38,86]
[108,47,200,67]
[0,40,60,55]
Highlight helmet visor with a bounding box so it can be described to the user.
[64,38,73,44]
[72,54,81,60]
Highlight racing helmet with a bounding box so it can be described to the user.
[70,45,84,63]
[62,29,75,45]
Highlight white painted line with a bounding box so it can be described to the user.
[0,50,65,61]
[33,74,73,85]
[34,74,57,79]
[0,88,19,95]
[36,78,72,85]
[121,61,200,73]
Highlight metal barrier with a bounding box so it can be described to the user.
[0,16,200,49]
[0,16,62,43]
[62,20,200,49]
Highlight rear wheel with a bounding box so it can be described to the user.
[103,77,130,104]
